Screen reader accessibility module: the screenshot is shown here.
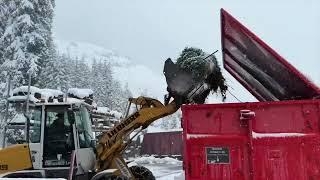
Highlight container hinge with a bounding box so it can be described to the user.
[240,109,255,127]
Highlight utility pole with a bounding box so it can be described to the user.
[2,74,11,148]
[25,73,31,142]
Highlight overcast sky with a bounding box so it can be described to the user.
[53,0,320,101]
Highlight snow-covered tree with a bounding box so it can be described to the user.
[0,1,9,65]
[0,0,55,146]
[64,56,90,89]
[158,110,181,129]
[67,56,79,88]
[76,57,91,88]
[140,88,149,97]
[37,53,69,91]
[109,80,124,111]
[88,58,131,112]
[91,60,108,106]
[120,83,132,108]
[0,0,55,87]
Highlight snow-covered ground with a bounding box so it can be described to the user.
[130,156,184,180]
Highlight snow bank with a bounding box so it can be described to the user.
[93,107,122,119]
[67,88,93,98]
[252,131,306,138]
[158,172,185,180]
[132,156,182,165]
[173,172,185,180]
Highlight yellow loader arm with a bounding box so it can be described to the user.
[95,96,180,172]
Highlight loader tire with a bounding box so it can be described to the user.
[129,166,155,180]
[104,175,128,180]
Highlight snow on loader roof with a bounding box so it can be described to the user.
[67,88,93,99]
[9,86,64,103]
[8,86,94,106]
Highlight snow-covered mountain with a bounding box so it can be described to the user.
[55,39,130,67]
[54,40,167,99]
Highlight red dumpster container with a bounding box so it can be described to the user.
[182,100,320,180]
[182,8,320,180]
[141,131,183,157]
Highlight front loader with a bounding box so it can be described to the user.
[0,58,219,179]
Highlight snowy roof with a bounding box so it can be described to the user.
[68,88,93,99]
[42,88,64,97]
[8,95,40,103]
[10,86,64,103]
[9,86,93,107]
[12,86,41,95]
[92,107,122,119]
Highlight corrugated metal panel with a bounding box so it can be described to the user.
[141,131,183,157]
[221,8,320,101]
[182,100,320,180]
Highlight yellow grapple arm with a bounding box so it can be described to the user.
[95,96,180,171]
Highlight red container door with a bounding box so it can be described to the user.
[183,100,320,180]
[183,105,251,180]
[249,102,320,180]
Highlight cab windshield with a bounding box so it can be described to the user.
[74,106,93,148]
[43,105,93,167]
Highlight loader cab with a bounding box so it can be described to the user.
[37,102,95,172]
[8,97,96,178]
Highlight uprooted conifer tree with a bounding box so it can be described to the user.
[176,47,228,102]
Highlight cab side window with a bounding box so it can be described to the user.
[74,107,92,148]
[30,107,42,143]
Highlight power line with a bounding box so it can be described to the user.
[227,89,242,102]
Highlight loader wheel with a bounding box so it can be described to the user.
[129,166,155,180]
[104,175,128,180]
